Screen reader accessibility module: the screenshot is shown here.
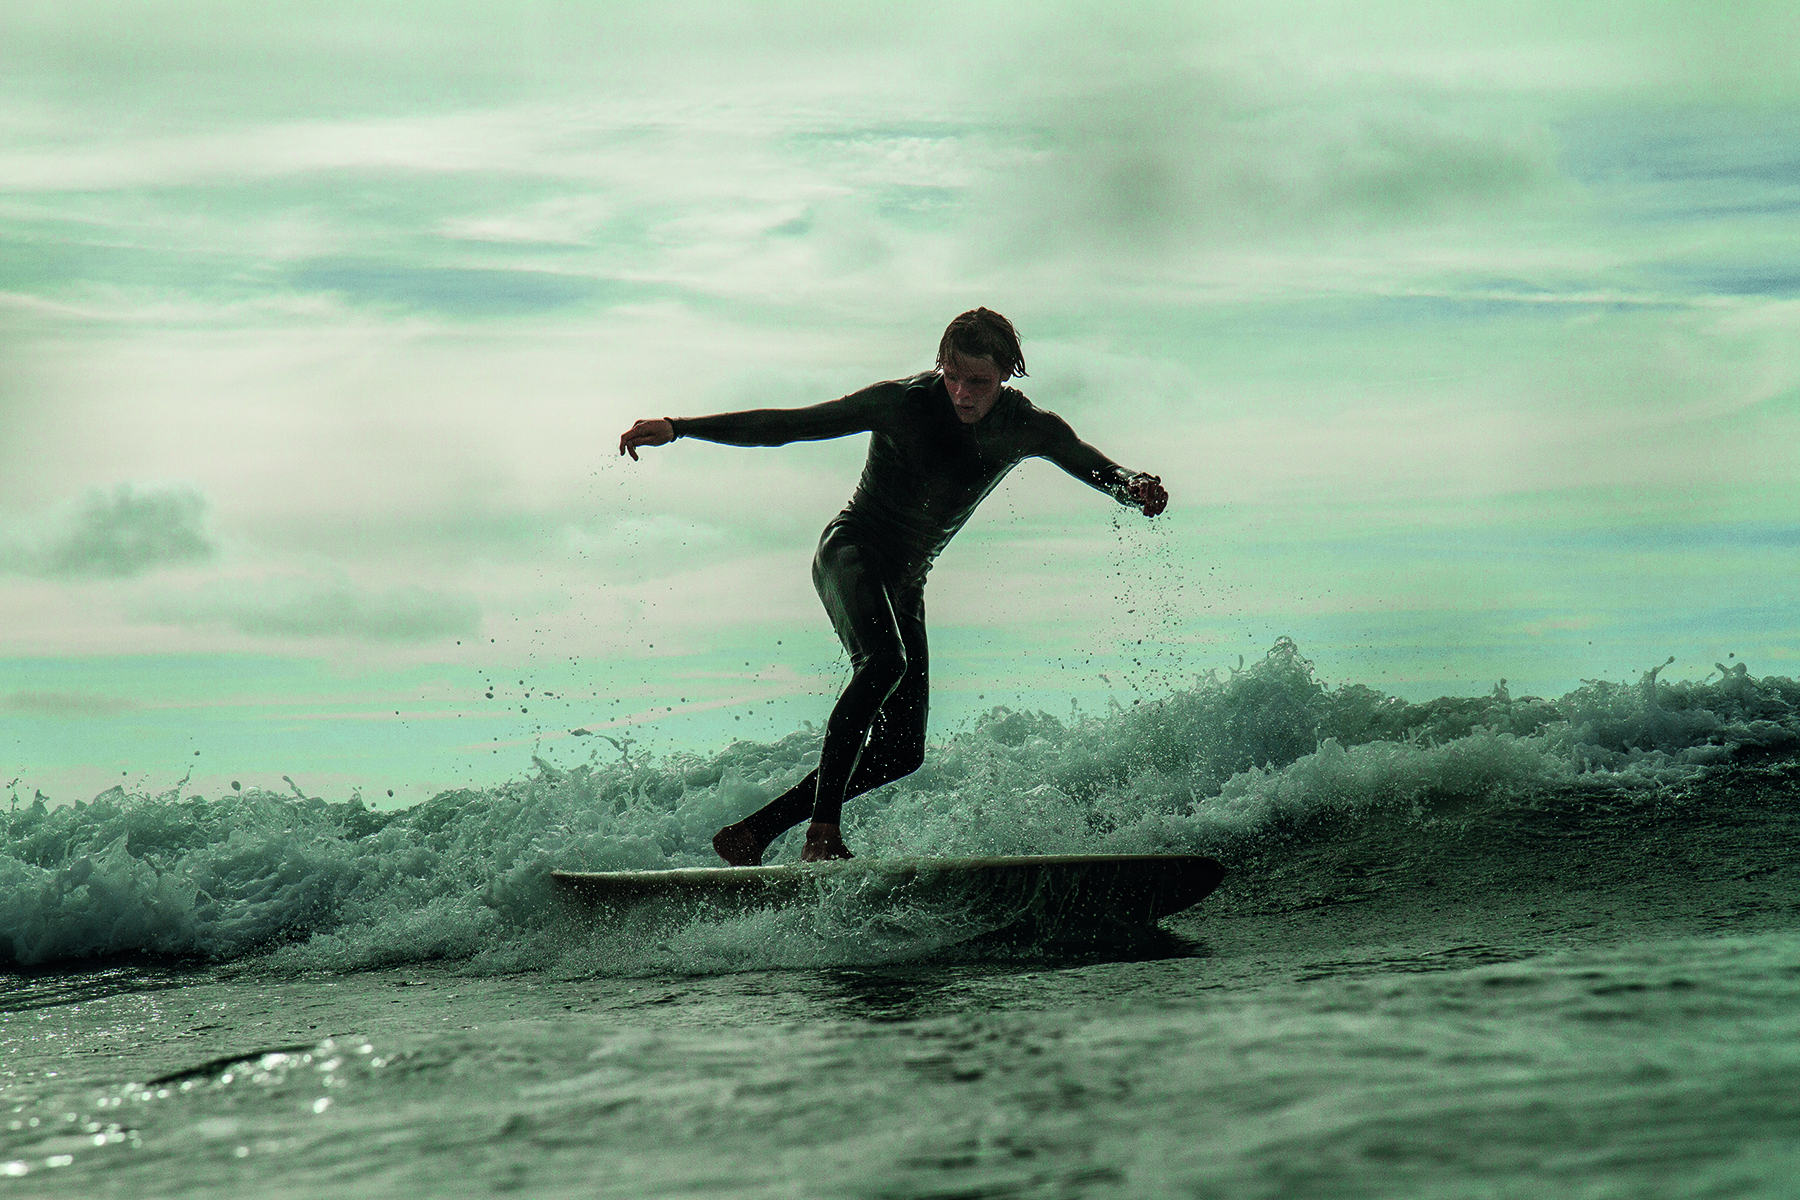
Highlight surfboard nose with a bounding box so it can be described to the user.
[1142,854,1228,920]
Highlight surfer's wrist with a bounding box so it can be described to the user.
[1103,468,1139,505]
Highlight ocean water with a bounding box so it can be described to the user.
[5,640,1799,1197]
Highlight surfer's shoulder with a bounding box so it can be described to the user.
[861,371,941,422]
[826,376,917,430]
[1009,391,1077,445]
[897,370,940,397]
[842,374,925,408]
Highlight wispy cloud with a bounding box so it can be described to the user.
[139,577,481,642]
[0,689,139,718]
[984,83,1557,263]
[284,259,636,317]
[0,484,215,579]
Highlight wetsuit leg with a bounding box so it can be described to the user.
[843,593,927,798]
[739,530,928,843]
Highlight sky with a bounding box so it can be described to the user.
[3,1,1798,806]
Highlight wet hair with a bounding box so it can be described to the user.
[936,308,1027,380]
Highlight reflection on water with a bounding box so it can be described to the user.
[0,960,209,1014]
[824,933,1211,1023]
[827,968,966,1023]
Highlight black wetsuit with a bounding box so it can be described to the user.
[672,371,1145,841]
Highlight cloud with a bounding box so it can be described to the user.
[285,259,649,317]
[141,578,481,642]
[0,690,139,718]
[0,484,215,578]
[981,76,1555,262]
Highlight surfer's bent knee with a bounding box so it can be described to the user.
[850,643,908,697]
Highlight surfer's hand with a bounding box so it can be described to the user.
[619,418,675,461]
[1128,474,1167,517]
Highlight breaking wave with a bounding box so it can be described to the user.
[5,639,1797,972]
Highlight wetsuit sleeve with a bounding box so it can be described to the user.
[669,383,894,447]
[1032,411,1147,506]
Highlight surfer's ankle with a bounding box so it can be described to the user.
[712,822,765,867]
[800,822,854,862]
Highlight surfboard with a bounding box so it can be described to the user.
[551,853,1225,944]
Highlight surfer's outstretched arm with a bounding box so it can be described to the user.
[1036,413,1168,516]
[618,384,895,460]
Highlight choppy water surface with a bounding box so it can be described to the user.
[5,641,1800,1196]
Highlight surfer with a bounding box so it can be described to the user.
[619,308,1167,865]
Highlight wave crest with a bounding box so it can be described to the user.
[5,641,1796,970]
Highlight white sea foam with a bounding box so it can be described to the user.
[4,641,1796,971]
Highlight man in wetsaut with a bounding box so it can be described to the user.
[618,308,1167,865]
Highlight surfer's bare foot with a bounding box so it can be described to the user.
[712,822,766,867]
[800,822,854,862]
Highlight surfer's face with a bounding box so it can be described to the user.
[943,353,1004,424]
